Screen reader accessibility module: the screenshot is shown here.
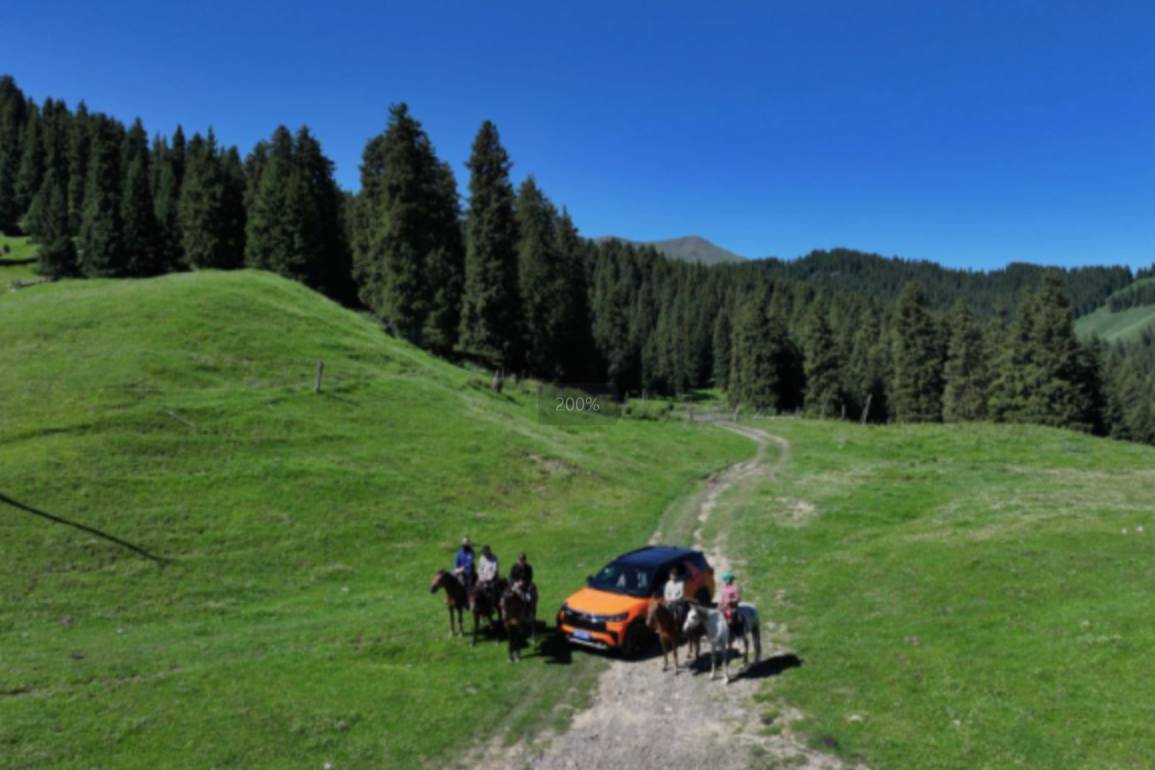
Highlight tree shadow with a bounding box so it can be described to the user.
[0,491,169,564]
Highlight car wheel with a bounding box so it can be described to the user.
[622,619,648,660]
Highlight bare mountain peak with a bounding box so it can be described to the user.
[595,235,746,265]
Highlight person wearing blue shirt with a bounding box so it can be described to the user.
[454,536,476,589]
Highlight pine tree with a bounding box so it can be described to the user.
[0,76,28,227]
[219,146,247,265]
[891,281,944,422]
[77,118,124,276]
[459,120,520,368]
[421,160,465,352]
[153,126,185,269]
[728,291,799,411]
[712,302,732,389]
[353,105,463,340]
[28,165,78,277]
[244,126,299,275]
[120,151,161,276]
[728,295,777,410]
[942,300,989,421]
[179,132,243,269]
[517,176,579,379]
[15,105,45,219]
[66,102,91,234]
[803,304,843,417]
[1027,271,1094,430]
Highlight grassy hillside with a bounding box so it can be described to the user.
[719,420,1155,769]
[1076,277,1155,342]
[0,270,751,770]
[1,233,39,287]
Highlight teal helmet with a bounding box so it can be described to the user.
[721,571,735,583]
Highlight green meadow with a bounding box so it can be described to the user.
[724,419,1155,769]
[0,233,39,287]
[0,270,751,769]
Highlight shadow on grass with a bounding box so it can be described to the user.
[0,491,170,565]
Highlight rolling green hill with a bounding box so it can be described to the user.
[1076,277,1155,342]
[0,270,751,770]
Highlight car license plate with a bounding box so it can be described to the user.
[574,629,591,640]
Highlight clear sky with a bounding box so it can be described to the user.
[8,1,1155,270]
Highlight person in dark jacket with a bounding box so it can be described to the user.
[510,552,536,610]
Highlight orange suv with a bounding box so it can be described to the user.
[557,546,715,657]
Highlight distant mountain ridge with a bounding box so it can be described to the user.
[596,235,746,265]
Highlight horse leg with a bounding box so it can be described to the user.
[447,605,454,638]
[673,638,680,674]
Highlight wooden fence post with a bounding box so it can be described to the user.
[314,360,325,393]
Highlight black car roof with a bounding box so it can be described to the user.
[612,545,698,569]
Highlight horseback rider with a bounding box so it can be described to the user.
[454,537,476,590]
[477,544,500,604]
[663,564,688,625]
[719,571,742,635]
[509,552,536,610]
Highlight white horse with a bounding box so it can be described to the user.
[683,602,761,682]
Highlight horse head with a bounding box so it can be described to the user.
[645,599,660,630]
[430,569,447,593]
[683,603,702,635]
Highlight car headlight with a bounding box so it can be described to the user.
[603,612,629,623]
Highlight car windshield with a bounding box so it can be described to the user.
[588,562,655,597]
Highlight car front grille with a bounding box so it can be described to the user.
[562,608,608,632]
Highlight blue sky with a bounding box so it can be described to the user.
[8,1,1155,269]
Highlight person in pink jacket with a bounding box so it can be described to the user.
[718,571,741,629]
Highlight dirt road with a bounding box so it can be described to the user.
[468,422,864,770]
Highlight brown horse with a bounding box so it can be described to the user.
[468,577,508,646]
[500,585,532,662]
[430,569,467,637]
[646,600,701,673]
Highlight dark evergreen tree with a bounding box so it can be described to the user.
[244,126,299,274]
[179,132,243,269]
[28,165,78,277]
[66,102,91,234]
[459,120,520,368]
[517,176,582,379]
[712,301,732,389]
[152,126,185,269]
[891,281,944,422]
[421,161,465,352]
[0,76,28,227]
[354,105,463,340]
[15,104,45,219]
[803,304,843,417]
[942,300,989,421]
[77,118,124,276]
[113,118,160,275]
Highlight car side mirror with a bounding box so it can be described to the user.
[585,575,594,586]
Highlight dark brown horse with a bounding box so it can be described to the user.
[430,569,467,637]
[468,577,508,646]
[500,585,532,662]
[646,599,701,673]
